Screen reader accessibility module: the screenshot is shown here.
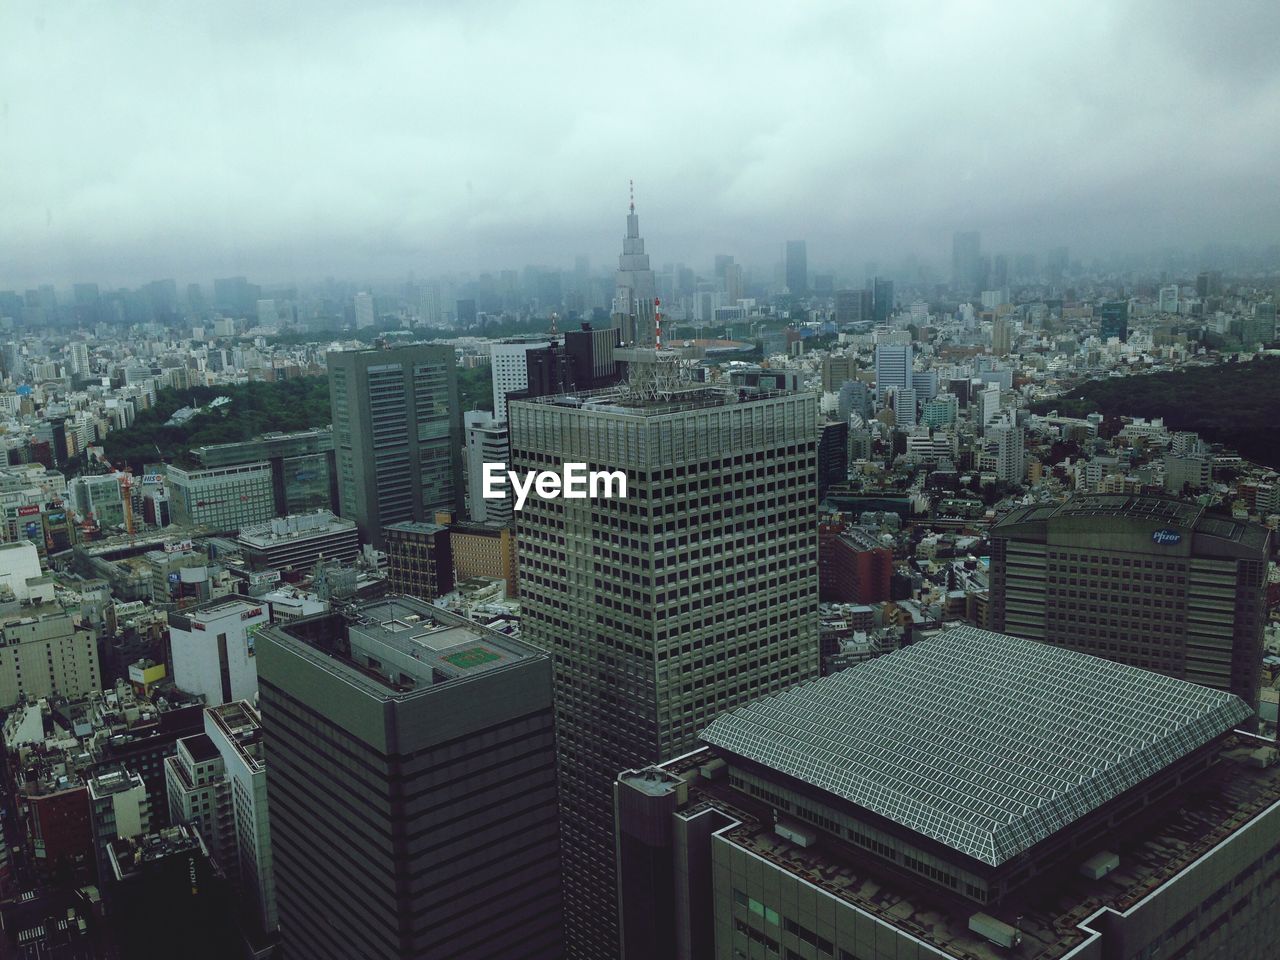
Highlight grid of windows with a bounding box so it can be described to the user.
[703,625,1251,866]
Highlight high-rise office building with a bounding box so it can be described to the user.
[192,428,339,517]
[615,626,1274,960]
[463,411,513,524]
[873,343,911,403]
[257,596,563,960]
[952,230,982,293]
[1099,300,1129,341]
[509,378,820,959]
[1158,284,1179,314]
[833,288,871,325]
[491,338,551,421]
[353,292,375,329]
[871,276,894,322]
[784,240,808,296]
[328,343,463,547]
[612,190,657,346]
[991,494,1271,712]
[165,462,276,532]
[992,315,1013,355]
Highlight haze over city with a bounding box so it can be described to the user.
[4,0,1280,287]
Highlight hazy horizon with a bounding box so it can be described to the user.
[3,0,1279,289]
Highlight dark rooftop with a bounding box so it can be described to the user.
[656,735,1280,960]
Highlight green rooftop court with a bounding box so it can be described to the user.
[442,646,503,670]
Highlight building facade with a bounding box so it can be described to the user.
[615,626,1275,960]
[509,380,820,959]
[168,596,270,707]
[165,462,276,532]
[383,521,455,601]
[257,597,563,960]
[328,344,463,547]
[991,494,1271,712]
[0,604,100,708]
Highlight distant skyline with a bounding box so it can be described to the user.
[3,0,1279,288]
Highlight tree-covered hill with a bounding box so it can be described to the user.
[1031,357,1280,468]
[103,377,332,471]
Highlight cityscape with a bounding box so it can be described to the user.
[2,2,1280,959]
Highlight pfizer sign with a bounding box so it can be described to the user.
[1151,528,1182,546]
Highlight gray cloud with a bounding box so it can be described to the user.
[1,0,1277,288]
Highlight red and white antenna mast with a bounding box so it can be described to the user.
[654,298,662,351]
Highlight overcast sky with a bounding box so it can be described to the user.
[2,0,1278,288]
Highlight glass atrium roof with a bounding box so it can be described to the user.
[701,626,1251,866]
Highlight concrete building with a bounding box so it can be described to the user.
[205,701,276,935]
[165,732,235,888]
[353,291,375,329]
[615,626,1277,960]
[192,428,338,516]
[988,417,1026,484]
[490,339,551,422]
[257,596,563,960]
[383,520,455,601]
[0,540,42,601]
[1164,452,1213,495]
[169,596,270,707]
[448,520,518,597]
[0,604,101,708]
[612,194,658,346]
[785,240,808,296]
[819,524,893,604]
[464,411,513,524]
[166,462,276,533]
[328,343,463,547]
[873,344,911,404]
[509,378,820,959]
[991,494,1271,712]
[88,766,151,883]
[237,510,360,571]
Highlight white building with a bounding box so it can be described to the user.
[988,418,1026,484]
[1158,285,1179,314]
[354,292,375,329]
[169,597,269,706]
[978,384,1002,432]
[464,411,513,525]
[873,344,912,404]
[206,701,276,933]
[0,605,101,709]
[489,339,549,421]
[88,766,151,881]
[0,540,42,601]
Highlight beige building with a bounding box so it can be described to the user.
[0,604,101,708]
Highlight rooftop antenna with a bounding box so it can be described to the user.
[629,178,634,215]
[549,311,559,337]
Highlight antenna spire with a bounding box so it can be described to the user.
[629,179,634,215]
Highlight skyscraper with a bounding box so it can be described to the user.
[952,230,982,293]
[463,410,513,525]
[992,315,1013,355]
[873,343,912,403]
[991,494,1271,712]
[872,276,894,322]
[509,378,820,959]
[785,240,808,296]
[258,597,563,960]
[328,343,463,546]
[353,292,375,329]
[491,337,551,421]
[611,185,657,346]
[1099,300,1129,341]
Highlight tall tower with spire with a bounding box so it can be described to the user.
[612,180,658,346]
